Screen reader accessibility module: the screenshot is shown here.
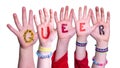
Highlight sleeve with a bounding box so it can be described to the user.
[52,51,69,68]
[74,51,90,68]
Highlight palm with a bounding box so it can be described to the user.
[7,7,38,48]
[57,20,75,39]
[37,23,56,45]
[75,19,91,37]
[91,21,110,42]
[18,25,37,47]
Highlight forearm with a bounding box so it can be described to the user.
[18,46,35,68]
[92,41,108,68]
[55,39,69,61]
[37,43,52,68]
[76,37,87,60]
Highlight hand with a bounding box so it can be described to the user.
[73,6,98,41]
[7,7,38,48]
[91,7,110,45]
[34,8,56,47]
[54,6,75,40]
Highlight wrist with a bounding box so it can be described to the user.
[77,36,87,43]
[58,38,70,43]
[20,45,33,53]
[96,41,108,48]
[19,46,33,62]
[40,42,52,48]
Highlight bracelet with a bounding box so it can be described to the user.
[39,46,51,52]
[95,47,108,53]
[92,57,108,66]
[76,41,87,47]
[36,50,52,59]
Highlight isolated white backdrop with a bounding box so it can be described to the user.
[0,0,119,68]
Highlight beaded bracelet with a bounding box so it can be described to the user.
[36,50,52,59]
[95,47,108,53]
[92,57,108,66]
[76,41,87,47]
[39,46,51,52]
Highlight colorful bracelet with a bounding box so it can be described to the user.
[36,50,52,59]
[39,46,51,52]
[76,41,87,47]
[92,57,108,66]
[95,47,108,53]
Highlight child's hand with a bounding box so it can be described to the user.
[34,8,56,47]
[7,7,38,48]
[54,6,75,40]
[73,6,98,42]
[91,7,110,45]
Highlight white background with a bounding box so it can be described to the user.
[0,0,119,68]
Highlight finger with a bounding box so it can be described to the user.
[83,6,87,18]
[87,9,92,22]
[39,9,44,24]
[54,11,59,23]
[69,9,74,22]
[95,6,101,22]
[73,9,77,23]
[28,10,33,26]
[34,15,39,26]
[43,8,49,22]
[34,15,39,31]
[78,7,82,20]
[50,9,54,22]
[101,7,105,22]
[91,9,96,25]
[64,6,69,20]
[13,13,22,31]
[7,24,19,36]
[22,7,27,26]
[60,7,64,21]
[106,11,110,23]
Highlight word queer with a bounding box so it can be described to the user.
[40,23,105,39]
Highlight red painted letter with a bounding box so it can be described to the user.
[62,24,68,33]
[41,26,50,39]
[80,23,85,31]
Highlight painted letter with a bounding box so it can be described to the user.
[99,25,105,35]
[80,23,85,31]
[62,24,68,33]
[41,26,50,39]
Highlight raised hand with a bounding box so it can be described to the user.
[54,6,75,40]
[91,7,110,45]
[73,6,98,41]
[34,8,56,47]
[7,7,38,48]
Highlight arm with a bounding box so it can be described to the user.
[91,7,110,68]
[73,6,97,68]
[52,6,75,68]
[34,8,56,68]
[7,7,38,68]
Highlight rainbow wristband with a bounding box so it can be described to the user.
[92,57,108,66]
[39,46,51,52]
[36,50,52,59]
